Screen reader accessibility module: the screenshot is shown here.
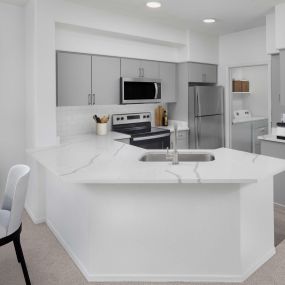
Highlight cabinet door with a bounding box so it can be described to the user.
[177,130,189,149]
[272,54,281,125]
[57,52,91,106]
[188,62,217,83]
[280,50,285,106]
[160,62,176,103]
[121,58,141,78]
[141,60,160,78]
[92,55,120,105]
[231,122,252,153]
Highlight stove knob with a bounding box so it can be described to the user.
[121,117,124,120]
[147,115,150,118]
[117,118,120,121]
[143,116,146,118]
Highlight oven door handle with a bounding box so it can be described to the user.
[133,133,170,142]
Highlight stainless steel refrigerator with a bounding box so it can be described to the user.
[188,86,224,149]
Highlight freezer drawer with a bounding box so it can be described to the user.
[195,115,224,149]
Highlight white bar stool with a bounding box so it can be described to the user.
[0,165,31,285]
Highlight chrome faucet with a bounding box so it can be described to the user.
[166,124,179,165]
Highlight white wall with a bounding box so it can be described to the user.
[266,13,278,55]
[219,26,268,67]
[55,23,183,63]
[187,30,219,64]
[275,3,285,50]
[218,26,269,146]
[0,2,25,190]
[231,65,268,117]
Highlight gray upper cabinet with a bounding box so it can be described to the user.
[160,62,176,103]
[57,52,91,106]
[121,58,159,78]
[271,54,285,126]
[280,50,285,106]
[141,60,160,78]
[92,55,120,105]
[57,52,120,106]
[120,58,142,78]
[188,62,217,84]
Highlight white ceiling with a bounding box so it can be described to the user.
[0,0,28,6]
[0,0,27,6]
[68,0,285,35]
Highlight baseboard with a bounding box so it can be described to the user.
[86,273,245,283]
[241,247,276,282]
[46,220,91,281]
[24,205,45,224]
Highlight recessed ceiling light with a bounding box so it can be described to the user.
[146,1,162,8]
[203,18,216,24]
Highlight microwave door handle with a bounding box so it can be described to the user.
[154,83,158,99]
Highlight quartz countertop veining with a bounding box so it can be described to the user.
[27,132,285,184]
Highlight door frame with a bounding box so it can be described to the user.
[225,60,271,148]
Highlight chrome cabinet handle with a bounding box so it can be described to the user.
[88,94,91,105]
[92,94,95,105]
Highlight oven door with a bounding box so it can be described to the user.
[131,133,170,149]
[121,78,161,104]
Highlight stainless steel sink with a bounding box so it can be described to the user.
[139,152,215,162]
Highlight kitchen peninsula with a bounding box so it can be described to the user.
[26,132,285,283]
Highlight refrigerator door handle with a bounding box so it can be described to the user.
[195,118,200,148]
[196,91,200,117]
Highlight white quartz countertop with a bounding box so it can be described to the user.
[27,132,285,184]
[258,134,285,144]
[158,120,189,133]
[232,117,267,124]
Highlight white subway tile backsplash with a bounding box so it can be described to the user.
[56,104,165,138]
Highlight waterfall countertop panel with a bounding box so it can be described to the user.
[27,132,285,184]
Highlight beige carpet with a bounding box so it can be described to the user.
[1,206,285,285]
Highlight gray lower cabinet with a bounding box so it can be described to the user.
[261,140,285,206]
[160,62,176,103]
[121,58,159,78]
[232,119,268,154]
[252,120,268,154]
[92,55,120,105]
[188,62,217,84]
[231,122,252,153]
[170,130,189,149]
[57,52,91,106]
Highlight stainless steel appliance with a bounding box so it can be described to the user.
[188,86,224,149]
[121,78,161,104]
[112,112,170,149]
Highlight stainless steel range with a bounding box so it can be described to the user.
[112,112,170,149]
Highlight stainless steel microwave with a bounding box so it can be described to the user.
[121,77,161,104]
